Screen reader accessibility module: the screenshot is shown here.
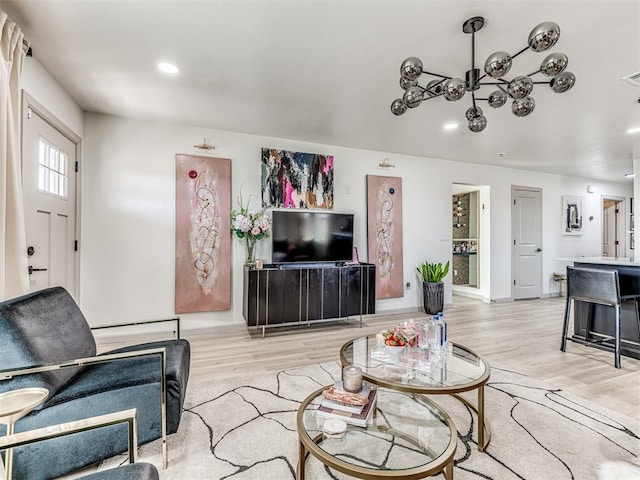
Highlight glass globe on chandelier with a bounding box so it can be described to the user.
[390,17,576,133]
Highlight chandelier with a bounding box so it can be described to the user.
[390,17,576,132]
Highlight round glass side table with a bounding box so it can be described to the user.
[341,336,492,451]
[0,388,49,480]
[297,385,456,479]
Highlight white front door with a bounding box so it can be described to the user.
[22,100,78,296]
[512,186,542,299]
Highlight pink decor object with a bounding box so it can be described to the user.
[261,148,334,209]
[175,154,231,313]
[366,175,404,299]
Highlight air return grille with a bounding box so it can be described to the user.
[622,71,640,86]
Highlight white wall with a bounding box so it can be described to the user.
[19,57,633,331]
[80,113,632,330]
[21,58,83,138]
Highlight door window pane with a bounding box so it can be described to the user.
[38,136,69,199]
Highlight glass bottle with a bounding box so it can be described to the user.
[430,315,442,355]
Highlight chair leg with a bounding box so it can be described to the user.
[585,302,597,343]
[615,306,621,369]
[561,297,571,352]
[635,299,640,344]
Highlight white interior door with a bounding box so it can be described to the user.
[512,186,543,299]
[22,102,78,296]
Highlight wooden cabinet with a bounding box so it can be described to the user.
[243,263,376,332]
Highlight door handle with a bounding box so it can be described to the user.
[535,248,543,252]
[28,266,48,275]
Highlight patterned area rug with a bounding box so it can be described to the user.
[100,361,639,479]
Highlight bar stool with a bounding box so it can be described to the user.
[561,266,640,368]
[553,272,567,296]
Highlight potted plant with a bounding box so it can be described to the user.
[416,261,450,315]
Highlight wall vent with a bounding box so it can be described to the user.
[622,71,640,86]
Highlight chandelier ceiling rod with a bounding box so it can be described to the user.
[391,16,576,133]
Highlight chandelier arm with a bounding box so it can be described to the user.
[510,46,530,60]
[497,84,509,95]
[527,70,543,77]
[478,80,510,86]
[532,81,552,85]
[420,94,445,101]
[471,91,477,111]
[421,71,452,80]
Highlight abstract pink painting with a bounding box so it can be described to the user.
[175,154,231,313]
[261,148,334,209]
[366,175,404,299]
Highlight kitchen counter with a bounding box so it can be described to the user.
[558,256,639,266]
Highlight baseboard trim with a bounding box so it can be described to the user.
[488,297,513,304]
[452,290,485,301]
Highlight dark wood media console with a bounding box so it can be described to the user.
[242,263,376,335]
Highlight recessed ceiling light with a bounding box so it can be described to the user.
[624,172,635,177]
[158,62,179,74]
[443,122,458,131]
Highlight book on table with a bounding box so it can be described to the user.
[317,384,377,427]
[320,382,372,414]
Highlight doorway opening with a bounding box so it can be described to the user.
[451,183,489,301]
[602,196,626,258]
[452,187,479,288]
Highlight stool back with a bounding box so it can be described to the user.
[566,266,621,307]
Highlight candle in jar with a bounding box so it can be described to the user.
[342,366,363,393]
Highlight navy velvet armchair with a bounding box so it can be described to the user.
[0,287,190,480]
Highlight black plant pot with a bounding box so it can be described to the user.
[422,281,444,315]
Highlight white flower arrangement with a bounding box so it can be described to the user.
[230,193,271,264]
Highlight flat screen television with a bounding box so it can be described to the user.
[271,210,354,263]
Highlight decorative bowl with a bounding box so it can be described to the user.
[385,344,405,356]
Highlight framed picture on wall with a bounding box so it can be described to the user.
[562,195,583,235]
[175,154,231,313]
[260,148,334,209]
[366,175,404,299]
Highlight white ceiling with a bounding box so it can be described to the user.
[4,0,640,183]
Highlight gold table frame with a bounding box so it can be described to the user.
[296,386,457,480]
[340,339,491,452]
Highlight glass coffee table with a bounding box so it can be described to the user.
[297,386,456,479]
[340,335,491,451]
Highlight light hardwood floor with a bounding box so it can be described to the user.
[96,295,640,422]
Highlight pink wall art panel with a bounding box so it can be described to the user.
[261,148,334,209]
[366,175,404,299]
[175,154,231,313]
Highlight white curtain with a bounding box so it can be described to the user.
[0,11,29,300]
